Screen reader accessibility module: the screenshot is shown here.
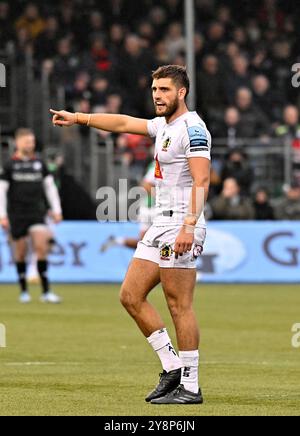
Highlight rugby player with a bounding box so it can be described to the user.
[50,65,211,404]
[0,129,63,304]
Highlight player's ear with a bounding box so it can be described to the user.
[178,87,187,100]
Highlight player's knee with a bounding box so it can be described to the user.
[167,299,191,319]
[120,287,142,315]
[35,246,47,258]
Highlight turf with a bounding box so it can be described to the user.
[0,284,299,416]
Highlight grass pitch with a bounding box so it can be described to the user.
[0,284,299,416]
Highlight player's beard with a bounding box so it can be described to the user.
[155,97,179,118]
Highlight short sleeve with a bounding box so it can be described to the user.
[0,162,12,182]
[147,117,161,138]
[183,124,211,160]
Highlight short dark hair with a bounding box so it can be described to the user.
[15,128,35,139]
[152,65,190,98]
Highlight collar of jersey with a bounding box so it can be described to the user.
[165,111,194,127]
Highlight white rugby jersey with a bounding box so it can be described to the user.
[147,111,211,227]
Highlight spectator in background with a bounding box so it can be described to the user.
[58,0,78,39]
[53,37,79,87]
[105,93,123,114]
[221,149,253,195]
[275,105,300,145]
[117,34,153,115]
[14,27,33,62]
[210,178,255,220]
[252,74,281,123]
[109,23,125,58]
[15,3,45,40]
[67,72,91,106]
[227,55,251,102]
[205,21,226,54]
[88,11,104,42]
[164,22,185,60]
[215,107,243,149]
[235,87,270,138]
[274,105,300,182]
[89,36,112,74]
[0,1,13,49]
[253,188,275,220]
[148,6,167,41]
[153,41,171,67]
[197,55,226,119]
[275,183,300,220]
[35,16,60,63]
[90,75,109,108]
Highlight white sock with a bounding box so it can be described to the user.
[179,350,199,394]
[147,329,182,373]
[115,237,126,246]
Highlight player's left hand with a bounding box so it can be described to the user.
[174,226,194,260]
[52,213,63,224]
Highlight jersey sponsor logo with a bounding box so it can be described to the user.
[160,244,173,261]
[155,155,163,179]
[188,125,209,149]
[162,137,172,152]
[33,162,43,171]
[12,173,43,182]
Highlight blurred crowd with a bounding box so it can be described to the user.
[1,0,300,220]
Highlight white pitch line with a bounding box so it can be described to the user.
[2,362,81,367]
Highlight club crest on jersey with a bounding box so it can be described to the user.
[162,137,172,152]
[160,244,173,261]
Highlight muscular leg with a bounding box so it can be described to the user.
[121,258,182,377]
[160,268,201,394]
[160,268,199,351]
[120,258,163,337]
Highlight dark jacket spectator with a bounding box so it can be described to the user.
[221,150,253,195]
[235,87,270,137]
[253,189,275,220]
[275,184,300,220]
[0,2,13,49]
[197,55,226,117]
[215,107,244,149]
[35,16,60,62]
[226,55,251,102]
[211,178,255,220]
[252,74,282,123]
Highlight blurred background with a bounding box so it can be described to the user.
[0,0,300,283]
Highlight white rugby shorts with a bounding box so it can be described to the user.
[134,225,206,269]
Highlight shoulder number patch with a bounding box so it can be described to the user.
[187,125,208,151]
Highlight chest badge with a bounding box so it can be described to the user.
[162,137,172,152]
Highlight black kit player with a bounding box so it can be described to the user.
[0,128,62,304]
